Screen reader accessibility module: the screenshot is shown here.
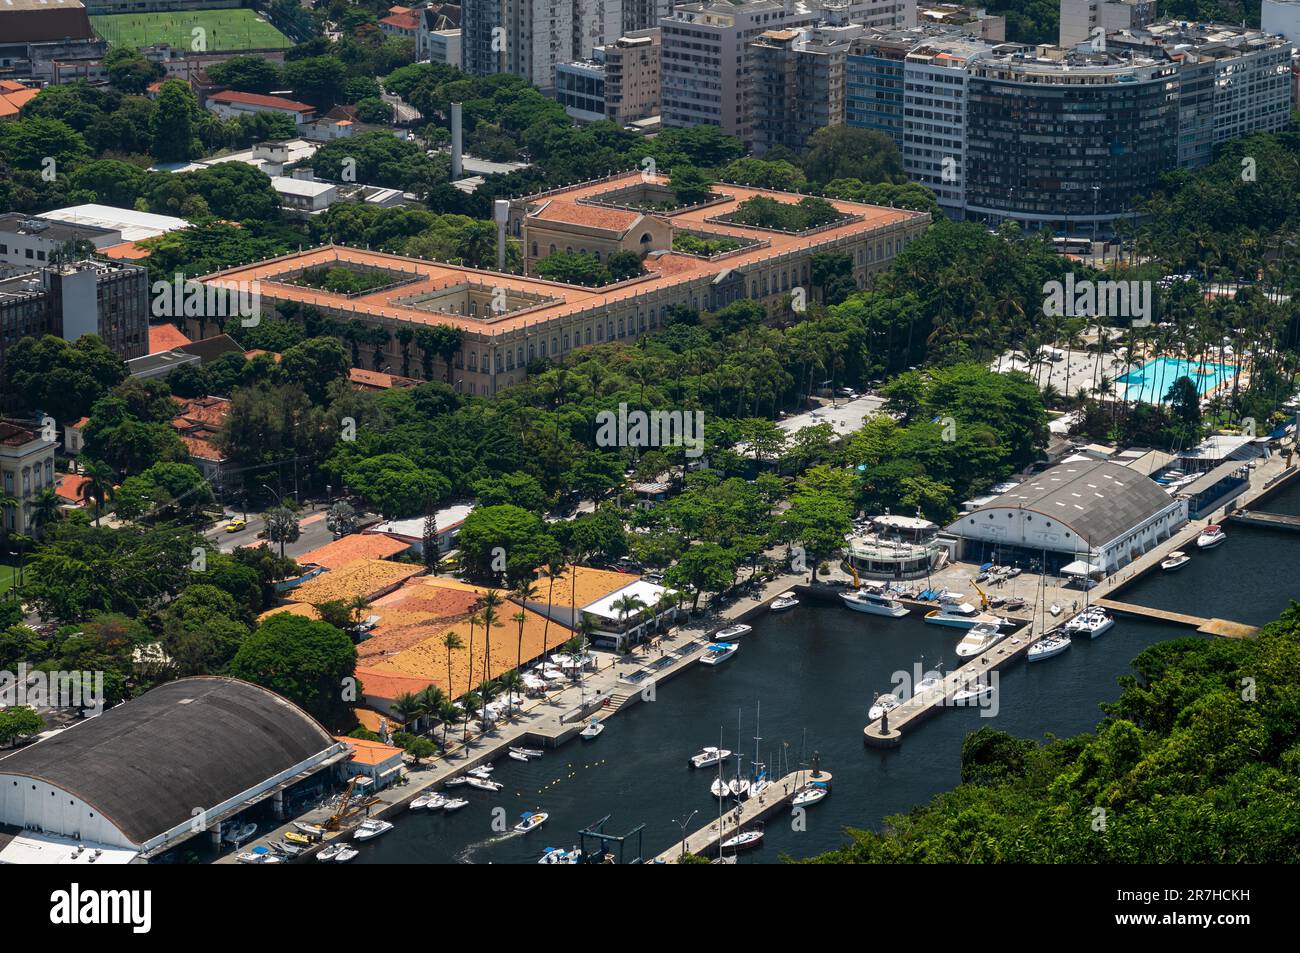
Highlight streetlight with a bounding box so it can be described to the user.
[673,810,699,859]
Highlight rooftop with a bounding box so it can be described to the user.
[288,558,425,605]
[38,205,189,243]
[296,533,410,571]
[148,322,193,354]
[208,90,315,114]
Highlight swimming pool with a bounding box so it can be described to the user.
[1115,357,1238,404]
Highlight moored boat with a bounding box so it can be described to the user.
[579,718,605,740]
[1028,631,1071,661]
[867,692,900,721]
[465,776,503,792]
[442,798,469,811]
[720,828,764,852]
[770,593,799,612]
[1065,607,1114,639]
[1196,524,1226,549]
[792,782,829,808]
[333,847,359,862]
[689,746,731,769]
[954,622,1004,658]
[352,819,393,842]
[1160,550,1190,570]
[316,843,344,862]
[538,846,582,864]
[840,587,908,618]
[922,601,987,629]
[700,642,738,666]
[711,623,752,641]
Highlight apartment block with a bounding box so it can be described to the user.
[750,19,865,154]
[1059,0,1155,48]
[461,0,622,88]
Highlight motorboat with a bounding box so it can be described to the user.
[952,680,996,703]
[720,828,764,852]
[283,831,313,847]
[444,775,469,787]
[538,847,583,864]
[333,847,359,863]
[1049,603,1063,617]
[508,749,530,762]
[1028,631,1071,662]
[711,624,752,641]
[912,670,943,699]
[1196,524,1227,549]
[701,642,739,666]
[292,822,325,838]
[1160,550,1190,571]
[922,602,987,629]
[316,843,344,862]
[770,595,800,612]
[222,821,258,847]
[840,587,909,618]
[868,693,900,721]
[689,746,731,769]
[352,819,393,842]
[272,841,306,857]
[442,798,469,812]
[236,850,283,864]
[1065,607,1114,639]
[513,812,549,834]
[509,747,543,759]
[1002,597,1027,611]
[422,793,447,811]
[954,622,1004,658]
[466,776,503,792]
[468,765,494,778]
[579,718,605,740]
[792,783,829,808]
[410,792,441,810]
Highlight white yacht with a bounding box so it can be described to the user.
[352,819,393,842]
[465,776,503,792]
[1160,550,1190,570]
[689,746,731,769]
[770,593,799,612]
[711,624,752,641]
[442,798,469,812]
[538,846,583,864]
[1065,607,1114,639]
[867,693,901,722]
[700,642,738,666]
[1196,524,1227,549]
[1028,631,1071,662]
[720,828,764,852]
[410,792,440,810]
[954,622,1004,658]
[840,587,909,617]
[792,783,829,808]
[952,681,996,703]
[912,670,944,699]
[923,601,1003,629]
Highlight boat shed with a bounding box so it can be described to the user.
[944,460,1188,575]
[0,677,349,863]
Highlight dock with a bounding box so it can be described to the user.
[1227,509,1300,532]
[863,624,1037,747]
[1090,598,1259,638]
[651,770,822,863]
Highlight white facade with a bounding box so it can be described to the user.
[421,27,463,64]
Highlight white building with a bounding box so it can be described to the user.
[366,502,477,556]
[205,90,316,124]
[1058,0,1155,48]
[462,0,623,88]
[944,459,1188,576]
[0,206,188,266]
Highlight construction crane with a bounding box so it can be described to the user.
[322,777,376,831]
[970,577,989,610]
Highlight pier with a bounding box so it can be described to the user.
[1090,598,1258,638]
[650,770,822,863]
[863,625,1037,747]
[1227,509,1300,532]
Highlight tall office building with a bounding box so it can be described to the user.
[461,0,622,88]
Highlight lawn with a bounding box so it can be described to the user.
[0,564,18,597]
[91,9,293,52]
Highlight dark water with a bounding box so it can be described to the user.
[1116,523,1300,626]
[357,609,1202,865]
[1253,475,1300,517]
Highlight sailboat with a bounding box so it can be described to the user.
[749,702,770,799]
[711,710,750,799]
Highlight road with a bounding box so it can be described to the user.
[381,90,421,125]
[204,508,338,559]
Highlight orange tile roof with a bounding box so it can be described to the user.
[335,734,404,766]
[354,666,436,701]
[0,83,38,119]
[179,433,225,462]
[149,323,193,354]
[55,472,91,504]
[257,602,322,624]
[380,11,420,29]
[348,367,420,390]
[289,559,425,606]
[530,564,640,613]
[197,174,927,339]
[531,199,643,233]
[297,534,409,571]
[209,90,315,114]
[101,241,153,261]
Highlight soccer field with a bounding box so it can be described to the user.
[91,9,293,52]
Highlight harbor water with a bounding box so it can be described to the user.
[357,608,1202,865]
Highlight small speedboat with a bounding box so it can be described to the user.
[316,843,344,862]
[1065,607,1114,639]
[466,776,503,792]
[236,850,283,864]
[924,601,988,628]
[792,783,829,808]
[509,747,543,760]
[352,819,393,842]
[222,821,258,846]
[770,595,800,612]
[701,642,738,666]
[1196,524,1226,549]
[283,830,313,846]
[1002,597,1026,611]
[442,798,469,812]
[410,793,440,810]
[720,828,764,852]
[333,847,359,863]
[538,847,582,864]
[579,718,604,740]
[868,693,900,721]
[273,841,306,857]
[422,793,447,810]
[293,822,325,838]
[1161,550,1190,571]
[1028,631,1071,662]
[508,749,530,762]
[468,765,494,778]
[513,812,549,834]
[912,671,943,699]
[689,746,731,769]
[444,776,470,787]
[841,587,908,617]
[955,622,1004,658]
[712,624,752,641]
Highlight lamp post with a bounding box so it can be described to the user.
[673,809,699,859]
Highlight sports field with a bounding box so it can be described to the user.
[91,9,293,51]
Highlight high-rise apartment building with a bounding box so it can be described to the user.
[1058,0,1155,48]
[461,0,622,88]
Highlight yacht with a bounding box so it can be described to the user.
[712,624,752,641]
[954,622,1004,658]
[841,587,908,617]
[720,828,764,852]
[792,782,829,808]
[222,822,258,847]
[352,819,393,842]
[912,670,944,699]
[952,680,996,703]
[689,746,731,769]
[468,765,494,778]
[513,812,549,834]
[700,642,739,666]
[579,718,605,740]
[770,593,799,612]
[1160,550,1190,571]
[465,776,503,792]
[867,693,901,722]
[1002,597,1027,611]
[333,847,359,863]
[1028,630,1071,662]
[1065,607,1114,639]
[923,601,1001,629]
[1196,524,1227,549]
[410,792,440,810]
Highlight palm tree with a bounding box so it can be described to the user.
[30,487,62,539]
[436,698,460,749]
[540,559,564,682]
[461,690,482,743]
[0,489,19,540]
[415,684,445,739]
[441,630,463,731]
[79,458,115,526]
[612,592,647,646]
[498,669,524,718]
[478,590,503,731]
[465,610,482,701]
[390,691,424,734]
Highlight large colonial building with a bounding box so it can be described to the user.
[196,173,928,396]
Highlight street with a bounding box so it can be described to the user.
[204,508,338,559]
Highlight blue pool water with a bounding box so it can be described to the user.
[1116,357,1238,404]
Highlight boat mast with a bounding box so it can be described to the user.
[752,700,762,784]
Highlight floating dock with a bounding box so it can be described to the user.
[651,770,820,862]
[1090,597,1258,638]
[1227,509,1300,532]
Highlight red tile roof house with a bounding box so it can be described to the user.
[205,90,316,125]
[169,395,230,483]
[379,7,421,39]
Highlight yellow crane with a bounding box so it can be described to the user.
[322,777,375,832]
[970,577,990,610]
